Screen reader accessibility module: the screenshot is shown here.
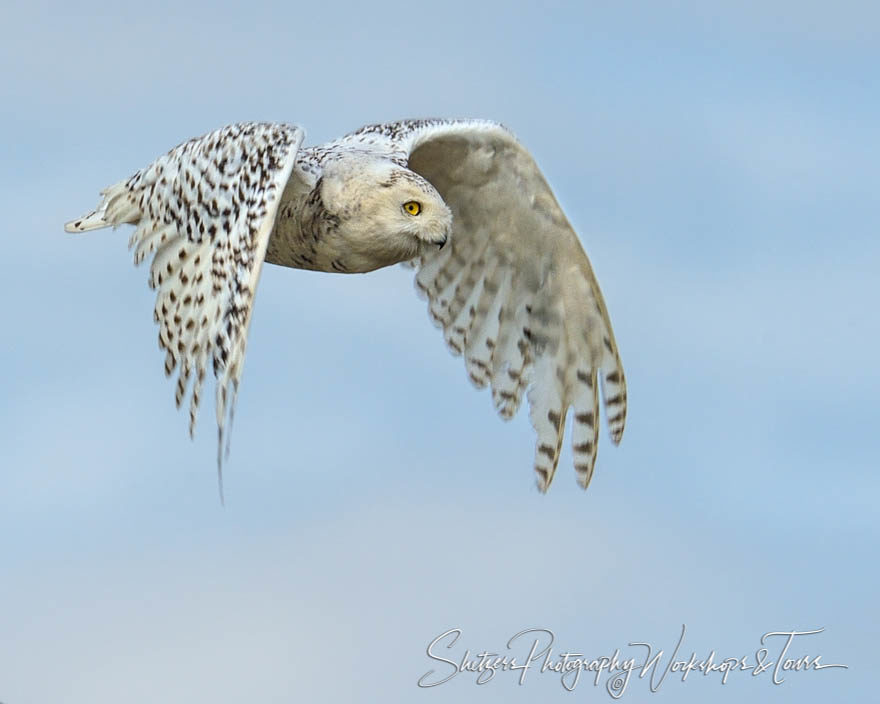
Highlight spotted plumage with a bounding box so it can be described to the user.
[66,118,627,496]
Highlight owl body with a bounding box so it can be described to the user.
[65,118,627,496]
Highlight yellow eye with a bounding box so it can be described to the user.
[403,201,421,216]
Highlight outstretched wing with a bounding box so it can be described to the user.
[65,122,304,491]
[370,119,626,491]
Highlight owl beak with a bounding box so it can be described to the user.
[434,235,448,250]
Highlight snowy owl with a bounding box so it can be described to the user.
[65,119,627,494]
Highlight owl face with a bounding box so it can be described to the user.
[319,159,452,269]
[372,167,452,251]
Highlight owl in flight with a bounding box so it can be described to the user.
[66,119,627,494]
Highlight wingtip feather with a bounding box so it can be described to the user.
[64,209,109,233]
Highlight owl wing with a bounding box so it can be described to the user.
[65,122,305,494]
[371,119,626,490]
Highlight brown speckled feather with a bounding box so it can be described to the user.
[65,122,304,499]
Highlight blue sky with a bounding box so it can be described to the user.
[0,1,876,702]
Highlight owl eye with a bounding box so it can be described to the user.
[403,201,421,216]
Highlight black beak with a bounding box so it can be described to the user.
[436,235,447,250]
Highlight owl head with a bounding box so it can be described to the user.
[314,157,453,271]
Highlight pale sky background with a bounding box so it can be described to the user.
[0,1,876,702]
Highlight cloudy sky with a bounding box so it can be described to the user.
[0,1,875,702]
